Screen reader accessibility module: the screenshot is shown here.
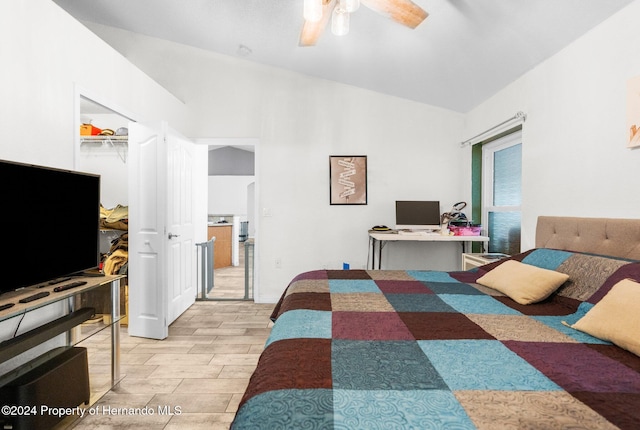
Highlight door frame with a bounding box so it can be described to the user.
[195,137,260,301]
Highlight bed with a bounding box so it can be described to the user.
[232,216,640,429]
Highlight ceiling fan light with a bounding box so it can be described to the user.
[332,7,349,36]
[340,0,360,13]
[303,0,323,22]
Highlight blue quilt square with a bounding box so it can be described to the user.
[333,389,475,429]
[233,389,333,428]
[522,249,573,270]
[385,293,457,312]
[533,314,610,344]
[418,339,561,391]
[408,270,461,283]
[426,281,485,295]
[438,294,522,315]
[332,340,448,390]
[329,279,381,293]
[265,310,332,347]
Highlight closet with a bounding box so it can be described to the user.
[77,96,130,323]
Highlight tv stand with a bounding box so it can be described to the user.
[0,275,125,404]
[74,268,106,277]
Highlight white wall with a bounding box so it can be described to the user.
[464,0,640,251]
[208,176,255,217]
[87,26,468,301]
[0,0,190,369]
[257,76,466,298]
[10,0,639,305]
[0,0,189,171]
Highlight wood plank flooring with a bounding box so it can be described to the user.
[61,253,273,430]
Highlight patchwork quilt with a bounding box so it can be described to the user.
[232,249,640,429]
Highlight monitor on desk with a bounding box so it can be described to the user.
[395,200,441,231]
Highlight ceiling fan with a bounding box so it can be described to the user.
[300,0,428,46]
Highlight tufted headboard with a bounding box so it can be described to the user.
[536,216,640,260]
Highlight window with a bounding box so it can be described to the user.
[481,131,522,255]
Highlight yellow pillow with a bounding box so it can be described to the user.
[569,278,640,357]
[476,260,569,305]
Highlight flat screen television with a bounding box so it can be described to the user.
[0,159,100,294]
[395,200,441,231]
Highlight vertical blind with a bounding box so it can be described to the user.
[488,143,522,255]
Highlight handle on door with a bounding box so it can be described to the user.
[168,233,180,239]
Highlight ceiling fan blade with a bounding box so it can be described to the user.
[361,0,428,29]
[299,0,337,46]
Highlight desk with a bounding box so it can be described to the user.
[368,231,489,270]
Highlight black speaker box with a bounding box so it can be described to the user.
[0,347,90,430]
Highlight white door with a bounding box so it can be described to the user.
[166,127,196,323]
[128,121,197,339]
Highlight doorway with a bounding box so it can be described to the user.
[197,138,258,301]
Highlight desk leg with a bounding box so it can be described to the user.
[369,236,375,270]
[377,240,383,270]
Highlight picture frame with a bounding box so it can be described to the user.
[329,155,367,205]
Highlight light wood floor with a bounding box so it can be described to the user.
[208,240,251,300]
[63,255,273,430]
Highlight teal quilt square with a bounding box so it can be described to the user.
[265,309,331,347]
[522,248,573,270]
[385,293,457,312]
[418,339,561,391]
[233,389,333,429]
[333,389,475,430]
[533,313,610,345]
[426,281,485,295]
[329,279,381,293]
[438,294,522,315]
[332,340,447,390]
[408,271,462,283]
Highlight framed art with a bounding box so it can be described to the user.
[329,155,367,205]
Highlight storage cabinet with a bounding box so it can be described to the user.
[462,253,509,270]
[208,224,233,268]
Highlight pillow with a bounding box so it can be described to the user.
[569,278,640,357]
[476,260,569,305]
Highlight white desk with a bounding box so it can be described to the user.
[368,231,489,270]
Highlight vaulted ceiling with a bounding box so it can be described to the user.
[54,0,634,112]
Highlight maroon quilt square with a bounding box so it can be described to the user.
[290,270,329,282]
[281,292,332,313]
[332,311,414,340]
[398,312,495,340]
[586,344,640,373]
[376,280,433,294]
[327,270,372,280]
[504,342,640,393]
[493,296,580,316]
[571,392,640,429]
[239,338,333,408]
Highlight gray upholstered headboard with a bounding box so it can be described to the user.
[536,216,640,260]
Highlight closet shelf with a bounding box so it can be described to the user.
[80,135,128,146]
[80,135,128,163]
